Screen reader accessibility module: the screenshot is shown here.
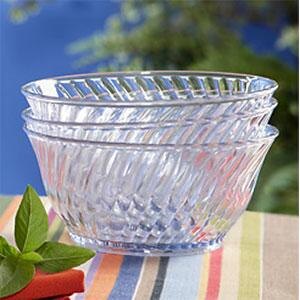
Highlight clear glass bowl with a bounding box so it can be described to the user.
[22,98,277,144]
[24,125,278,256]
[21,71,278,123]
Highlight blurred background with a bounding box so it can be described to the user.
[0,0,298,214]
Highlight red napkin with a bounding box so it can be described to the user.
[48,296,71,300]
[1,269,84,300]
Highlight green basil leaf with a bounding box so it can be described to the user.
[36,241,95,273]
[0,257,35,297]
[0,236,19,258]
[20,251,43,264]
[14,185,48,253]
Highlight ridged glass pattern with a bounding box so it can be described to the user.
[23,102,276,144]
[22,71,278,123]
[25,125,278,256]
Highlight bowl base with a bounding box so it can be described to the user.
[69,232,224,257]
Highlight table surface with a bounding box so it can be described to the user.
[0,196,298,300]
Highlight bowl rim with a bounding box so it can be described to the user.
[24,124,279,150]
[21,70,278,107]
[21,98,278,128]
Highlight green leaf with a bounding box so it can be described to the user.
[0,257,35,298]
[20,252,43,264]
[36,241,95,273]
[14,185,48,253]
[0,236,19,259]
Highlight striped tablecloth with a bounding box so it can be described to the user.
[0,196,298,300]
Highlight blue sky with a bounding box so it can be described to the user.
[0,1,296,194]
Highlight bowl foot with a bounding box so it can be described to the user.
[69,232,224,257]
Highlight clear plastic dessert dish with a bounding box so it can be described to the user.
[24,124,278,256]
[22,71,279,256]
[21,71,278,123]
[22,98,277,144]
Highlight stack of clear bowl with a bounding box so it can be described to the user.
[22,71,279,256]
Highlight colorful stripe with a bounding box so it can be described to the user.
[75,254,103,300]
[0,196,298,300]
[218,217,243,299]
[132,257,160,299]
[160,254,203,300]
[41,196,52,214]
[262,213,299,300]
[58,228,70,244]
[108,256,144,300]
[238,212,262,299]
[48,215,65,241]
[85,254,123,300]
[0,196,21,231]
[0,196,14,216]
[0,197,23,244]
[48,207,56,226]
[197,253,210,300]
[150,257,169,299]
[205,247,223,300]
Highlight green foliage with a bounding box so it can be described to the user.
[249,162,298,214]
[5,0,40,24]
[20,251,43,264]
[8,0,298,214]
[6,0,55,24]
[0,236,19,260]
[15,185,48,253]
[0,257,35,298]
[0,186,95,297]
[277,25,299,55]
[36,241,95,273]
[68,0,298,215]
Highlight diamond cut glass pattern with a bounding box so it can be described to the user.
[25,125,278,255]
